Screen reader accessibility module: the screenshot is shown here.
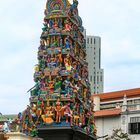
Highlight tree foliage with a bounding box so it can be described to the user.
[104,129,131,140]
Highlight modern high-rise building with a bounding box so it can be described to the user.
[86,36,104,94]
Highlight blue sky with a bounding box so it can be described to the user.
[0,0,140,114]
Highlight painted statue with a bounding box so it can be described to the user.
[65,38,70,50]
[54,77,62,92]
[64,18,71,32]
[64,103,72,123]
[42,101,54,124]
[54,98,63,123]
[58,18,62,28]
[49,19,53,28]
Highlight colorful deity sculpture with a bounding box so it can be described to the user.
[30,125,38,137]
[54,98,63,123]
[57,50,62,63]
[52,19,58,29]
[42,18,48,32]
[36,97,44,117]
[58,18,62,28]
[64,55,72,71]
[30,104,38,124]
[83,88,88,99]
[65,38,70,50]
[48,80,54,93]
[42,100,54,124]
[15,112,22,132]
[21,0,96,138]
[49,19,53,28]
[63,18,71,32]
[54,77,62,92]
[64,103,72,123]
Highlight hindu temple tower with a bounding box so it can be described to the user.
[21,0,97,140]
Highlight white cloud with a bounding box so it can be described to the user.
[0,0,140,114]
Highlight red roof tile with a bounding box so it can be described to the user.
[92,88,140,102]
[94,108,121,118]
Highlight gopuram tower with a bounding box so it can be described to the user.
[21,0,97,139]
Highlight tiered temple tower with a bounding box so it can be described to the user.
[21,0,97,139]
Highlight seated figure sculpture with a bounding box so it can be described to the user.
[42,101,54,124]
[63,18,71,32]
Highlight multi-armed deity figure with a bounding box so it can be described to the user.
[20,0,97,138]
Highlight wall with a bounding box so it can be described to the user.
[95,113,140,140]
[127,113,140,140]
[95,116,121,140]
[6,132,42,140]
[86,36,104,94]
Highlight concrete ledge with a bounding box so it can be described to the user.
[38,127,97,140]
[6,132,42,140]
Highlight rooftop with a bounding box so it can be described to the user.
[92,87,140,102]
[94,108,121,118]
[0,115,17,122]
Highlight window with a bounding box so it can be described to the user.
[134,99,140,104]
[90,76,92,82]
[99,48,101,69]
[129,117,140,134]
[97,76,99,84]
[91,38,92,44]
[94,38,96,44]
[130,117,140,123]
[87,38,89,44]
[94,76,96,84]
[100,76,103,82]
[129,123,140,134]
[101,103,117,109]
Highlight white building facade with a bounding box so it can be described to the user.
[95,106,140,140]
[93,88,140,140]
[86,36,104,94]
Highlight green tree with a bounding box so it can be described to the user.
[105,129,131,140]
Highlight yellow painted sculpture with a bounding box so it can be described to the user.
[55,98,63,123]
[42,100,54,124]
